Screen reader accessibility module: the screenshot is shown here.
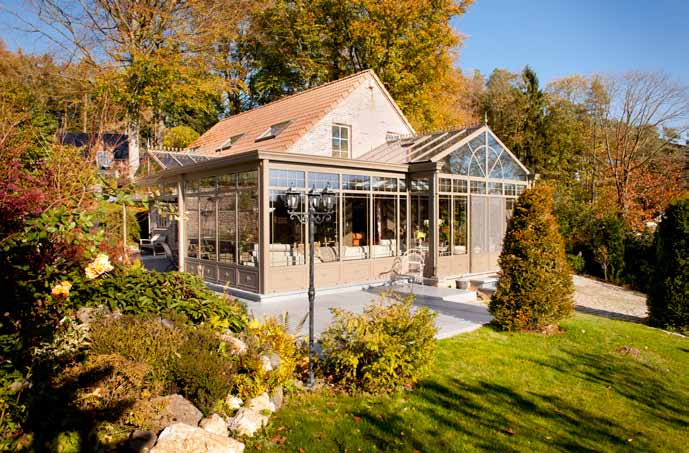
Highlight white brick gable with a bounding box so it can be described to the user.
[288,73,414,158]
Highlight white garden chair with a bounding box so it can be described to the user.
[140,233,166,256]
[381,248,426,293]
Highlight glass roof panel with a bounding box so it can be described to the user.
[469,147,486,177]
[486,133,527,181]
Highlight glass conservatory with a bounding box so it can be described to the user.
[139,126,530,299]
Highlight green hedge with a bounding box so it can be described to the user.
[71,268,246,331]
[647,195,689,332]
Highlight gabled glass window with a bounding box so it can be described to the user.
[439,132,528,181]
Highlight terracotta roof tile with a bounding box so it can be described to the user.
[189,70,375,156]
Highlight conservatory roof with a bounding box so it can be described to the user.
[147,149,216,170]
[361,125,530,180]
[360,126,482,164]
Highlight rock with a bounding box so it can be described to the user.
[270,386,284,411]
[160,318,175,330]
[225,395,243,411]
[226,408,269,437]
[151,423,244,453]
[200,413,228,437]
[128,430,157,452]
[8,378,31,393]
[268,352,282,370]
[76,305,110,324]
[260,355,273,372]
[248,392,276,413]
[149,395,203,430]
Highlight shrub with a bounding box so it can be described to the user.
[88,314,240,415]
[89,315,186,383]
[172,326,238,414]
[489,184,574,331]
[320,295,437,393]
[647,195,689,332]
[70,268,247,330]
[232,315,301,400]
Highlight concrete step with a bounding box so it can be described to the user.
[370,283,479,304]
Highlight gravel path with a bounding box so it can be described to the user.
[573,275,648,322]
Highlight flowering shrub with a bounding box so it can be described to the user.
[84,254,114,280]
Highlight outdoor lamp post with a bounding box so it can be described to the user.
[284,183,336,386]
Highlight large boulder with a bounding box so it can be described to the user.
[200,413,229,437]
[149,395,203,431]
[226,408,269,438]
[151,423,244,453]
[226,392,278,437]
[247,392,276,413]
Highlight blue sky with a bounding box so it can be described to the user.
[453,0,689,85]
[1,0,688,87]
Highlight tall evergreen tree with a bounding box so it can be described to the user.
[489,184,574,331]
[647,195,689,333]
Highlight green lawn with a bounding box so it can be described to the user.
[249,313,689,452]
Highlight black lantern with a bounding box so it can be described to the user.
[284,182,337,387]
[320,184,336,212]
[285,185,300,211]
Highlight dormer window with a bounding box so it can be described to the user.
[386,132,401,142]
[332,124,351,158]
[256,121,291,142]
[216,133,244,152]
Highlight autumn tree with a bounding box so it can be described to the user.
[592,72,689,218]
[239,0,476,130]
[27,0,240,176]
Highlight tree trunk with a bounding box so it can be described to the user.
[127,118,141,180]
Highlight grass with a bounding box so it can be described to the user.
[248,313,689,452]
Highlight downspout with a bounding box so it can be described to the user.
[177,175,185,271]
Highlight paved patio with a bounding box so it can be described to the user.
[239,286,492,340]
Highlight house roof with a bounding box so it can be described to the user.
[188,69,413,156]
[57,132,129,159]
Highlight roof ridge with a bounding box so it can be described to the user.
[214,69,374,125]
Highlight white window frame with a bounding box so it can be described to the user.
[332,123,351,159]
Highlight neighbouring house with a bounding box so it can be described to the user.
[57,132,132,182]
[138,70,531,300]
